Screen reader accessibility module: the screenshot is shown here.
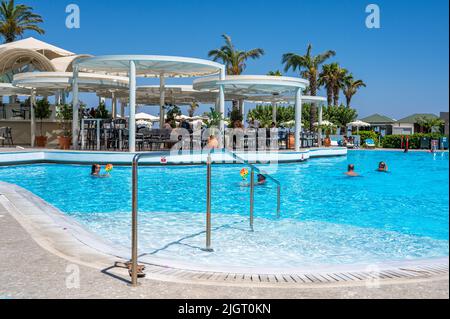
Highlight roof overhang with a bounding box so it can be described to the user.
[74,55,225,78]
[12,72,129,94]
[193,75,309,96]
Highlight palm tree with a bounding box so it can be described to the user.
[208,34,264,125]
[318,63,336,106]
[0,0,45,43]
[208,34,264,76]
[332,65,348,107]
[282,44,336,130]
[188,101,199,117]
[267,70,282,76]
[343,75,366,108]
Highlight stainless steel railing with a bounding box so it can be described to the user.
[129,150,281,286]
[220,148,282,228]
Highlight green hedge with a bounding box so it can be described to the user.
[357,130,380,146]
[381,133,447,149]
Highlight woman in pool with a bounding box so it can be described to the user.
[377,161,388,172]
[91,164,110,178]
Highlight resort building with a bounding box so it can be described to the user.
[359,113,396,136]
[394,113,441,135]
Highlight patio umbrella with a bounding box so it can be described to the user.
[313,120,334,126]
[135,112,159,121]
[347,120,370,133]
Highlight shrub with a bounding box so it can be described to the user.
[381,133,447,149]
[357,130,380,146]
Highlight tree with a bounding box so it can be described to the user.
[318,63,336,106]
[34,98,51,137]
[343,74,366,108]
[267,70,282,76]
[208,34,264,126]
[0,0,45,43]
[332,65,348,107]
[204,107,224,128]
[416,116,444,133]
[208,34,264,76]
[282,44,336,130]
[323,104,358,132]
[188,102,199,117]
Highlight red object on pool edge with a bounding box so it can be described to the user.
[160,157,167,164]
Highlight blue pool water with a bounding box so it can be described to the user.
[1,150,448,268]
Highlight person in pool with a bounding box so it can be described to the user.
[377,161,388,172]
[91,164,110,178]
[345,164,359,177]
[257,174,267,185]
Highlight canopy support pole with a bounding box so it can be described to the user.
[30,90,36,147]
[218,68,226,148]
[159,74,165,128]
[111,92,117,119]
[72,65,80,150]
[129,61,137,152]
[318,103,323,147]
[295,88,302,151]
[272,98,277,124]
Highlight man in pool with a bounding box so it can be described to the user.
[345,164,359,177]
[377,161,388,172]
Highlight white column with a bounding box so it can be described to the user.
[240,99,245,120]
[318,103,323,147]
[120,99,125,118]
[218,67,226,146]
[72,65,80,149]
[111,92,117,119]
[294,88,303,151]
[30,90,36,147]
[159,74,165,128]
[272,100,277,124]
[129,60,137,152]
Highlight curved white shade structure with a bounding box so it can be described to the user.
[13,72,129,93]
[0,83,30,96]
[194,75,308,95]
[74,55,224,78]
[194,75,311,151]
[72,55,226,152]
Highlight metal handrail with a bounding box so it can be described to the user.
[219,148,282,224]
[129,149,282,287]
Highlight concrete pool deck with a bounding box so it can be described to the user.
[0,181,448,299]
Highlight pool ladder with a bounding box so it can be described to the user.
[129,150,281,286]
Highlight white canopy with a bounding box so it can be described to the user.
[0,37,74,59]
[13,72,129,94]
[348,120,371,127]
[0,83,30,96]
[135,112,159,121]
[314,120,334,126]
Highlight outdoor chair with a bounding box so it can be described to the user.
[0,127,13,147]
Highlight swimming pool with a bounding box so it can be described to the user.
[0,150,448,269]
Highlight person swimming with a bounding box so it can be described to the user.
[91,164,110,178]
[345,164,359,177]
[377,161,388,172]
[257,174,267,185]
[241,173,267,187]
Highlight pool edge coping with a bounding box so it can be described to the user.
[0,180,448,287]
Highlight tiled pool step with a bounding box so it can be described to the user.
[133,262,448,285]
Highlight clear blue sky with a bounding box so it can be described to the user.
[21,0,449,119]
